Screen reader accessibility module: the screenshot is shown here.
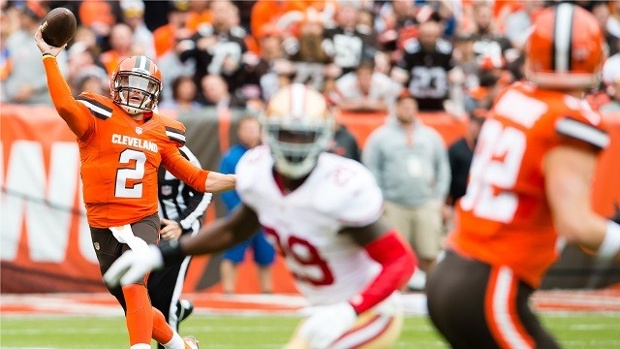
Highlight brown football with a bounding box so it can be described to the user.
[41,8,77,47]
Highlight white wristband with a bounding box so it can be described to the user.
[598,221,620,260]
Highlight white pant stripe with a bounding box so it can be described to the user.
[492,267,532,349]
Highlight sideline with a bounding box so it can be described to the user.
[1,289,619,317]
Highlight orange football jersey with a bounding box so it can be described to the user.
[43,57,208,228]
[449,81,609,287]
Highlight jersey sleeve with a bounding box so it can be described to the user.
[42,56,94,140]
[158,116,187,147]
[161,145,208,193]
[159,121,206,192]
[176,146,211,229]
[316,159,384,227]
[554,113,609,151]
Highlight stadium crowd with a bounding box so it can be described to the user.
[2,0,619,113]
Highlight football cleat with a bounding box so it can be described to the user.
[183,335,199,349]
[177,299,194,323]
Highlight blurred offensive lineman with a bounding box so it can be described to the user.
[105,83,418,349]
[426,4,619,348]
[35,25,236,349]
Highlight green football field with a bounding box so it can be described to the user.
[1,313,619,348]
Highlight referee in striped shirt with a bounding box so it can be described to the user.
[149,145,212,347]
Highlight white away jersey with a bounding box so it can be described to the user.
[236,146,384,305]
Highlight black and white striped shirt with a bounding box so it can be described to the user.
[157,146,211,234]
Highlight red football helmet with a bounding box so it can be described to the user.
[524,3,606,89]
[110,56,162,115]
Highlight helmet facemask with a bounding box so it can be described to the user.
[112,71,161,115]
[263,116,334,179]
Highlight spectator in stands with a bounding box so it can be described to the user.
[466,2,513,68]
[446,112,486,209]
[260,58,297,101]
[153,0,192,58]
[249,0,306,39]
[592,1,619,56]
[120,0,155,59]
[464,62,504,114]
[600,77,620,113]
[603,33,620,84]
[375,0,418,54]
[330,58,401,112]
[199,74,245,109]
[100,23,135,74]
[363,92,450,291]
[179,0,247,101]
[283,13,334,92]
[78,0,119,44]
[186,0,212,33]
[609,1,620,45]
[72,26,101,56]
[219,116,274,295]
[67,43,107,96]
[323,1,377,75]
[238,24,286,102]
[357,7,375,35]
[5,2,68,105]
[158,24,197,105]
[504,0,543,50]
[157,75,202,112]
[0,4,15,102]
[329,121,362,162]
[396,18,455,111]
[74,66,110,96]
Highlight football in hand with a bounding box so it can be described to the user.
[41,7,77,47]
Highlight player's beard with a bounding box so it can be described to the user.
[298,33,329,63]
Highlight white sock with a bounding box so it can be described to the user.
[163,332,185,349]
[130,344,151,349]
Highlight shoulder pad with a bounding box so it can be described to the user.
[313,154,383,227]
[555,117,609,150]
[403,38,421,54]
[159,116,187,146]
[75,92,113,120]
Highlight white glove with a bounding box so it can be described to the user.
[103,244,164,287]
[298,302,357,349]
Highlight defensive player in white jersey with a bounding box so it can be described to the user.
[105,83,418,348]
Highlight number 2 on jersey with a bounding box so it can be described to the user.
[115,149,146,198]
[460,119,526,223]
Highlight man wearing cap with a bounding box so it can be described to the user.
[363,92,450,291]
[330,58,402,112]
